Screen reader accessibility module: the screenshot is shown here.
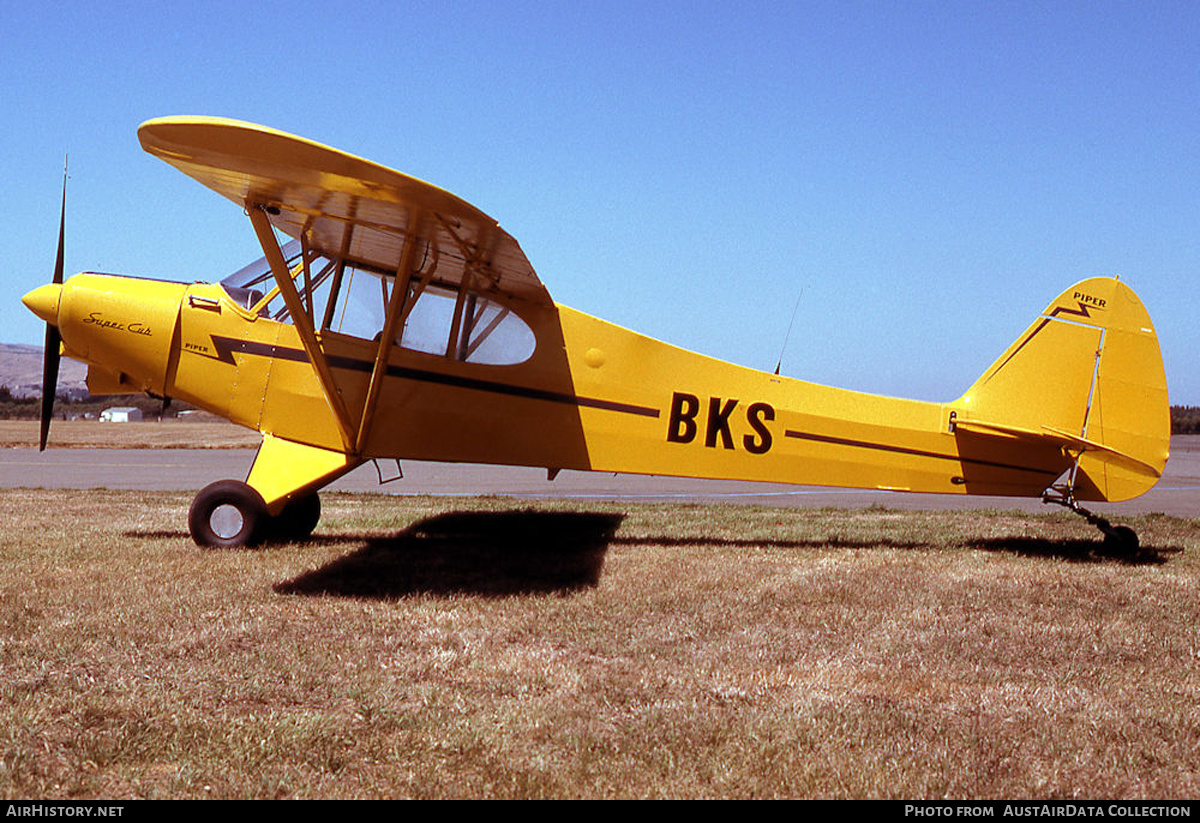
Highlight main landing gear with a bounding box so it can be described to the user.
[188,480,321,548]
[1042,489,1139,554]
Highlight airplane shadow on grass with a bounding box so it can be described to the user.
[613,533,1181,566]
[124,513,1180,600]
[274,510,625,598]
[270,528,1179,599]
[966,536,1181,566]
[269,521,948,599]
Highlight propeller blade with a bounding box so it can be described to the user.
[39,161,68,452]
[53,163,65,286]
[39,324,61,452]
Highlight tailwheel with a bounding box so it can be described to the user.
[1043,488,1139,555]
[189,480,268,549]
[264,493,321,543]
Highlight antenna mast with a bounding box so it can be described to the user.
[774,289,803,376]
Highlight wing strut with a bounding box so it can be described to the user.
[248,204,357,454]
[320,205,357,331]
[355,214,425,454]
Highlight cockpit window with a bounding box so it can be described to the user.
[222,284,265,311]
[221,239,302,297]
[218,241,536,365]
[398,284,537,364]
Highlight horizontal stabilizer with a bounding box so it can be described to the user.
[954,418,1161,479]
[1041,426,1162,479]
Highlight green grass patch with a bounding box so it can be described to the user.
[1,490,1198,799]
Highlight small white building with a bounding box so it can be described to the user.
[99,406,143,423]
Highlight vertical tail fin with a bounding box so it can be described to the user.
[954,277,1169,502]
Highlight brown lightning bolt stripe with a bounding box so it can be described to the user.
[206,336,660,418]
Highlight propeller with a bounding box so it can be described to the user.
[38,162,67,452]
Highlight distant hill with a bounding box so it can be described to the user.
[0,342,88,399]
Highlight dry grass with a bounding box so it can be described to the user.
[0,420,261,449]
[1,490,1198,799]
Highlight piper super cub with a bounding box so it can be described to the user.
[22,117,1169,550]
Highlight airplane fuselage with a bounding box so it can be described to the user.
[38,271,1085,509]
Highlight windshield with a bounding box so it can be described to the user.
[217,241,536,365]
[219,239,303,311]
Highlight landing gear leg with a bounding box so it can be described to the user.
[1042,491,1139,554]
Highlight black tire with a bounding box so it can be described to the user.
[189,480,268,549]
[265,493,321,543]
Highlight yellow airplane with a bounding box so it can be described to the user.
[22,117,1169,550]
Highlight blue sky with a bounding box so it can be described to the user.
[4,1,1198,402]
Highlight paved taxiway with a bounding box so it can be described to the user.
[2,437,1196,518]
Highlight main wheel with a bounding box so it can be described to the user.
[265,493,321,543]
[189,480,268,549]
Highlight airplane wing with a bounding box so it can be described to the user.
[137,116,550,305]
